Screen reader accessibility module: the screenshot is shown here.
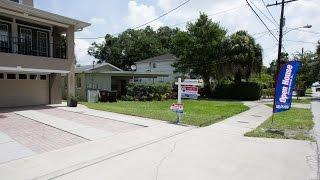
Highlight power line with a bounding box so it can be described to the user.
[285,39,318,44]
[132,0,191,29]
[248,0,278,27]
[76,3,247,40]
[292,29,320,35]
[169,4,247,27]
[245,0,279,42]
[261,0,278,25]
[76,0,191,40]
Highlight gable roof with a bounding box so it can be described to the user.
[75,63,123,73]
[135,54,178,64]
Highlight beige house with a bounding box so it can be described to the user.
[63,63,169,101]
[0,0,90,107]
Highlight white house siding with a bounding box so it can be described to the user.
[136,60,177,84]
[85,73,111,90]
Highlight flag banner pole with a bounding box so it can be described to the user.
[270,60,301,129]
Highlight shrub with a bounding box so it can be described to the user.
[262,88,275,99]
[213,82,262,100]
[126,83,173,101]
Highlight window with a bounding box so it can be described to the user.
[19,28,32,55]
[153,63,156,68]
[9,0,20,3]
[7,74,16,79]
[19,74,27,79]
[29,74,37,80]
[37,31,48,57]
[40,75,47,80]
[0,73,3,79]
[76,76,82,88]
[0,23,9,52]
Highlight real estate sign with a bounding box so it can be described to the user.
[181,85,199,99]
[170,103,184,114]
[273,60,301,113]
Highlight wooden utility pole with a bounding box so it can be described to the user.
[267,0,298,74]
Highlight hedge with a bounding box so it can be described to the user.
[213,82,262,100]
[123,83,173,101]
[262,88,275,99]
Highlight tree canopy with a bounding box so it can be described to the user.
[88,13,264,95]
[88,26,180,70]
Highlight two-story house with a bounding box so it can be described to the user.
[0,0,90,107]
[135,54,179,84]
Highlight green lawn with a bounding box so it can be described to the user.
[83,100,249,127]
[245,107,314,141]
[292,98,311,104]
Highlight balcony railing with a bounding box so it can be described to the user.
[0,35,67,59]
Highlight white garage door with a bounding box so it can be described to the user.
[0,74,49,107]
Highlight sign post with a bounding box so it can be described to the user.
[171,78,203,124]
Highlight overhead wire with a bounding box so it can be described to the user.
[76,0,191,40]
[248,0,278,27]
[261,0,279,25]
[245,0,278,42]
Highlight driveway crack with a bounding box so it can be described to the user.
[155,138,183,180]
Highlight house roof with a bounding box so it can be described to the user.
[75,63,169,78]
[96,71,169,78]
[135,54,178,64]
[75,63,123,73]
[0,0,90,30]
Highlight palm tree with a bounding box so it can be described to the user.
[219,31,263,84]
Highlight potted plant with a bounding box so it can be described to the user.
[67,95,78,107]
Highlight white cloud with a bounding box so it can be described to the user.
[89,17,107,25]
[75,39,94,65]
[126,1,163,29]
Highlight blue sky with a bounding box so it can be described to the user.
[34,0,320,66]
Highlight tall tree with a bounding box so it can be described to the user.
[88,26,171,70]
[172,13,227,94]
[218,31,263,84]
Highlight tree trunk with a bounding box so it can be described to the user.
[234,71,241,85]
[202,76,212,97]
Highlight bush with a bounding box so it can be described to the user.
[126,83,173,101]
[213,82,262,100]
[262,88,275,99]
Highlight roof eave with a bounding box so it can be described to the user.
[0,1,91,30]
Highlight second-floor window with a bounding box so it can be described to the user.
[19,27,32,55]
[18,26,49,57]
[9,0,20,3]
[0,23,9,52]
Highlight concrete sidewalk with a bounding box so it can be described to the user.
[0,103,317,180]
[311,91,320,178]
[53,103,317,180]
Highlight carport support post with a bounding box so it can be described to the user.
[67,25,76,97]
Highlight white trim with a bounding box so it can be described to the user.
[0,66,70,74]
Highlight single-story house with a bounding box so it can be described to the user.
[62,63,169,101]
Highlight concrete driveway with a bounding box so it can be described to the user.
[0,102,317,180]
